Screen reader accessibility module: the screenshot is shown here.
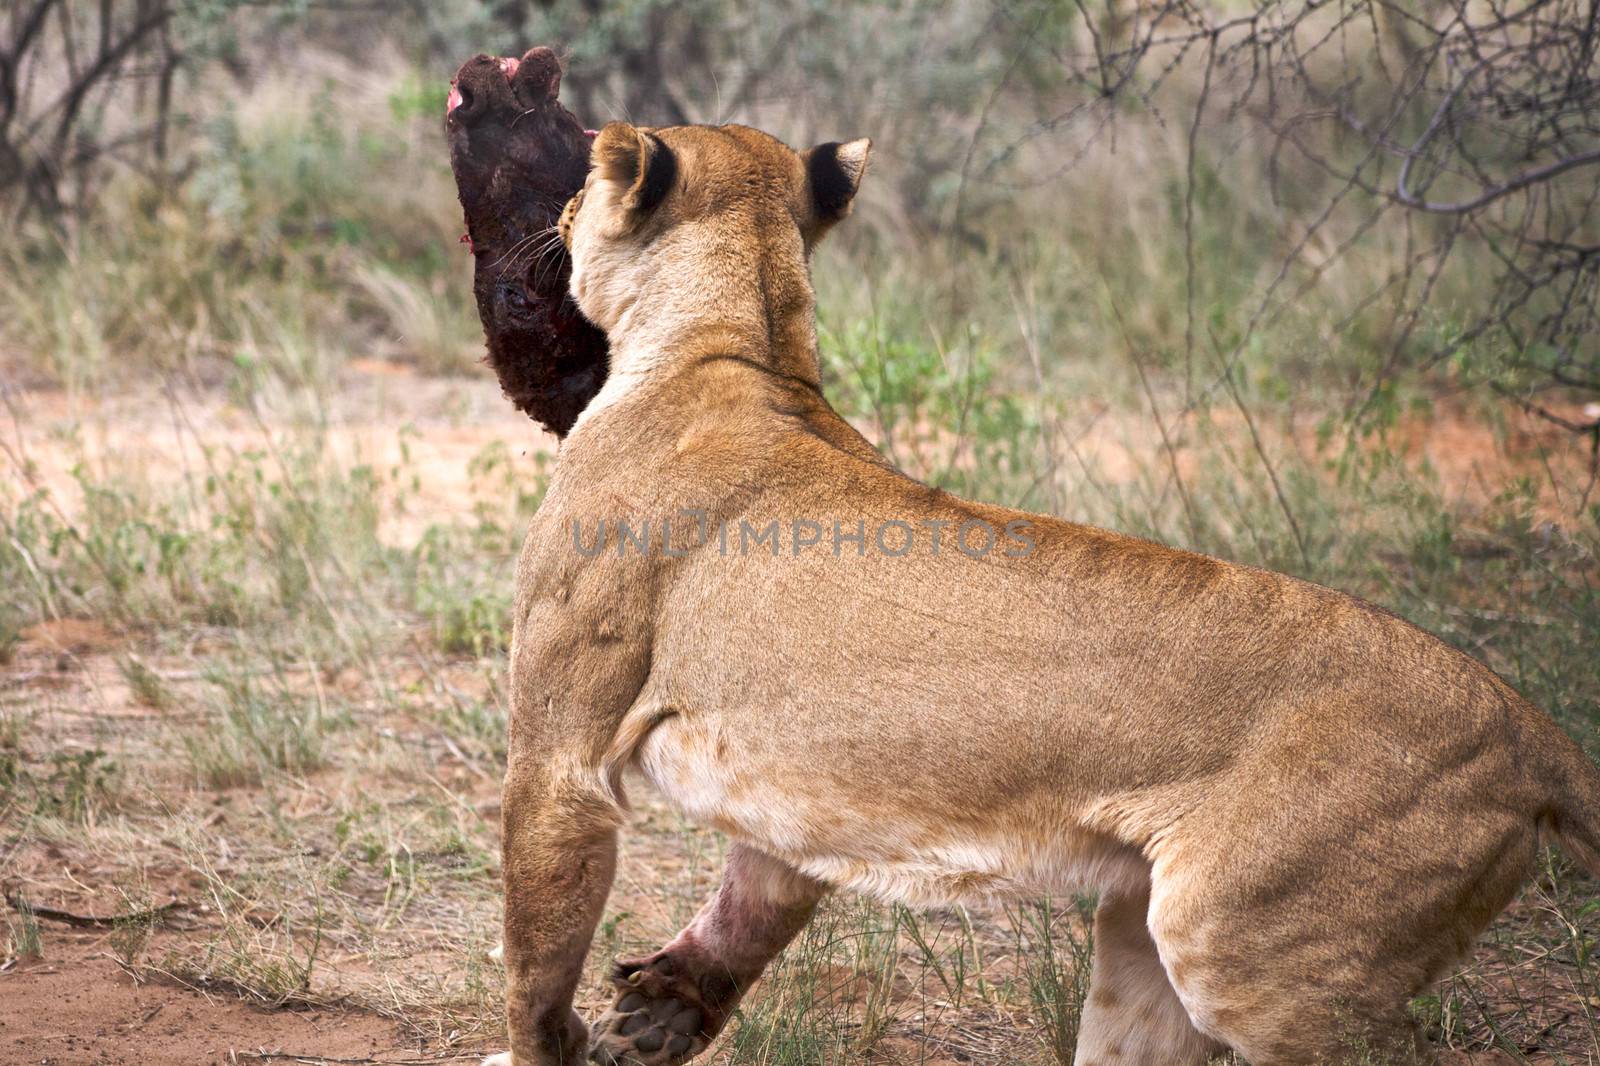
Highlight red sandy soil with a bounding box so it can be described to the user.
[1,933,467,1066]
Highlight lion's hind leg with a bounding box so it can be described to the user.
[1076,883,1222,1066]
[1144,789,1535,1065]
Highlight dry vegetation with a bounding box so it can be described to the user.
[2,1,1599,1063]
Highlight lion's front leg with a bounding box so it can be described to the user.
[588,844,826,1065]
[484,772,619,1066]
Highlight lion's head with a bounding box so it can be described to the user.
[558,123,870,339]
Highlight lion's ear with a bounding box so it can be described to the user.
[804,138,871,227]
[592,122,676,218]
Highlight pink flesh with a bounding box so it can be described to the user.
[446,56,519,115]
[657,846,822,987]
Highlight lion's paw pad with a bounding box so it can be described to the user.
[588,986,705,1065]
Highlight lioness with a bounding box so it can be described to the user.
[481,119,1600,1066]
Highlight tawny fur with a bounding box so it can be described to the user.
[484,121,1600,1066]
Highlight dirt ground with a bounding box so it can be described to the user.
[2,936,425,1066]
[3,360,1598,1065]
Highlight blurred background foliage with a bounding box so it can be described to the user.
[5,0,1597,413]
[0,0,1597,744]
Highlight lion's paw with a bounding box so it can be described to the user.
[587,957,708,1065]
[480,1054,512,1066]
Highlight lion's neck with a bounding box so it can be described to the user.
[570,226,823,433]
